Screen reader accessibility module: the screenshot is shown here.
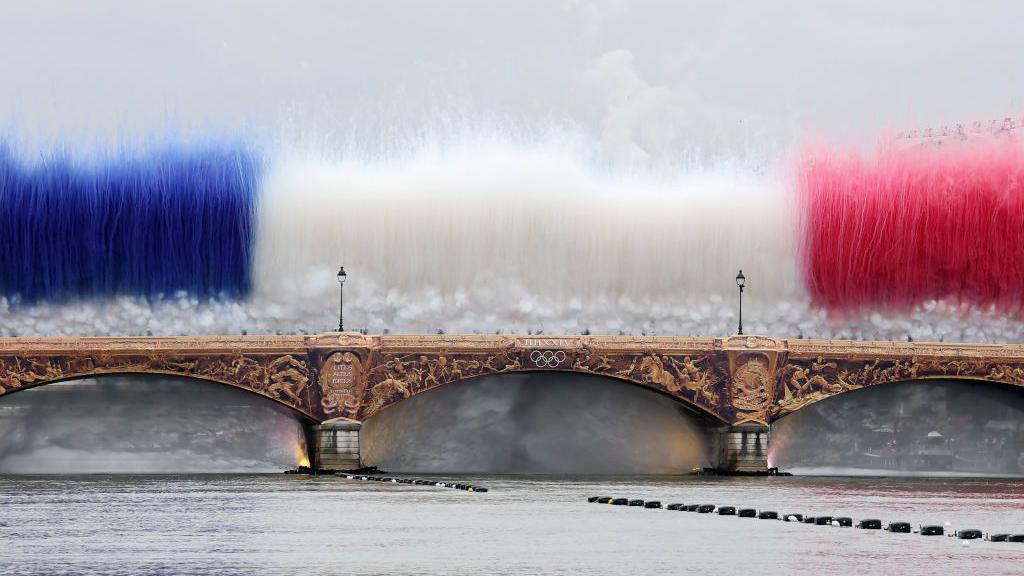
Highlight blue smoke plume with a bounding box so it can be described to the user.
[0,142,261,304]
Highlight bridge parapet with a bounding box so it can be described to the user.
[353,333,733,422]
[4,333,1024,430]
[773,338,1024,419]
[0,334,319,419]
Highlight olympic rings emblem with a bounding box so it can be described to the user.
[530,349,566,368]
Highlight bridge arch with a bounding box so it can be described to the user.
[0,372,315,473]
[360,369,719,474]
[360,346,731,424]
[0,352,318,420]
[363,366,729,424]
[1,369,317,421]
[768,376,1024,474]
[772,354,1024,422]
[773,375,1024,421]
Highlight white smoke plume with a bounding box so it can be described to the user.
[362,372,714,474]
[0,376,307,473]
[5,132,1024,341]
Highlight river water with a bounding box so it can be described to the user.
[2,474,1023,575]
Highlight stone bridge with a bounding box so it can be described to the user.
[3,333,1024,471]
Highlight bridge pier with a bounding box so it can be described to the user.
[717,424,769,473]
[314,421,361,472]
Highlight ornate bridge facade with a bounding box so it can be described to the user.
[3,333,1024,471]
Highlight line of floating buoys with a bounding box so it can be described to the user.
[337,474,488,492]
[586,497,1021,542]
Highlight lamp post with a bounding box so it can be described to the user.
[337,266,347,332]
[735,269,746,335]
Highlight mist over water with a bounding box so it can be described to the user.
[361,372,714,474]
[0,376,307,473]
[770,380,1024,476]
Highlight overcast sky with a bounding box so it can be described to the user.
[1,0,1022,163]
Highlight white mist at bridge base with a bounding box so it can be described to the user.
[769,379,1024,476]
[0,375,308,474]
[360,372,714,474]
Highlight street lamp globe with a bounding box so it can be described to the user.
[337,266,347,285]
[735,270,745,289]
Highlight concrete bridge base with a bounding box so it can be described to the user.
[311,422,771,474]
[718,424,769,473]
[315,421,361,471]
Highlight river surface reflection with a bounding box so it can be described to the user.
[2,474,1024,575]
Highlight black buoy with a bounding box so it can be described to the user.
[628,499,645,507]
[920,525,944,536]
[644,501,662,509]
[1009,534,1024,543]
[717,506,737,515]
[887,522,912,533]
[834,517,853,527]
[738,508,756,518]
[857,519,882,530]
[783,514,803,522]
[698,505,716,514]
[987,533,1009,542]
[956,529,982,540]
[612,498,629,505]
[588,496,601,503]
[686,505,700,512]
[758,511,779,520]
[815,516,834,526]
[666,503,684,511]
[803,516,817,524]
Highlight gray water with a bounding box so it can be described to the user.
[3,376,1024,574]
[2,474,1023,575]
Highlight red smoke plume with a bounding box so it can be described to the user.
[798,138,1024,314]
